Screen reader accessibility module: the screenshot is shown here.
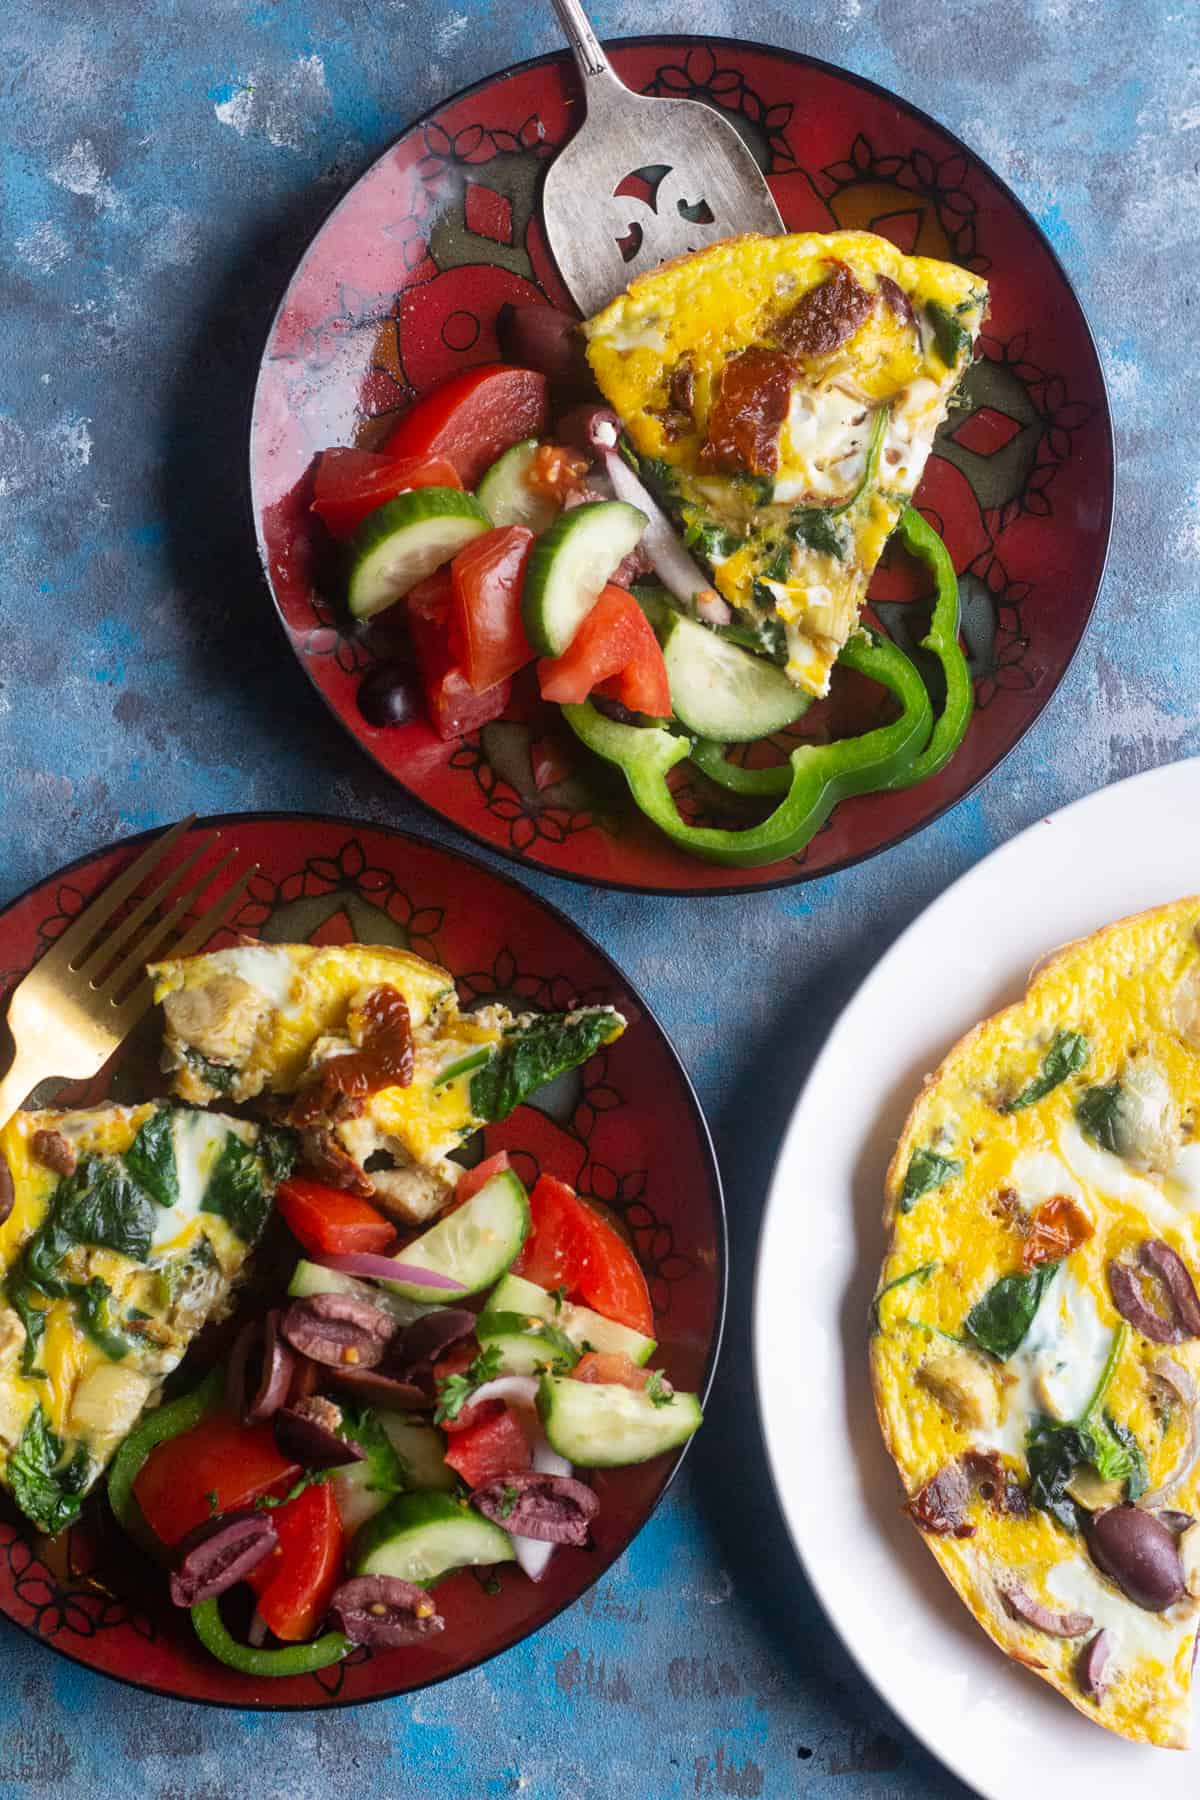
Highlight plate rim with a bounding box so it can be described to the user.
[0,807,727,1712]
[751,755,1200,1798]
[245,32,1116,902]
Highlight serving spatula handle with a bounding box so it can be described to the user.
[547,0,621,89]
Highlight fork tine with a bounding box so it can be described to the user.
[110,863,258,1028]
[46,815,197,970]
[74,834,218,982]
[95,846,240,999]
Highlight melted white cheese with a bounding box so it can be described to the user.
[878,375,943,493]
[1009,1149,1085,1212]
[199,945,298,1013]
[1167,1143,1200,1213]
[976,1262,1111,1456]
[1045,1556,1196,1681]
[774,384,872,503]
[1059,1119,1177,1229]
[601,315,668,354]
[150,1113,235,1253]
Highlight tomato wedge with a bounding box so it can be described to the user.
[454,1150,511,1207]
[383,366,549,488]
[408,571,512,739]
[572,1350,649,1390]
[537,585,671,717]
[449,525,535,691]
[512,1174,655,1336]
[133,1413,301,1547]
[311,449,462,539]
[245,1480,344,1642]
[443,1406,532,1488]
[276,1177,396,1257]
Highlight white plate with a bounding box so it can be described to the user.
[754,757,1200,1800]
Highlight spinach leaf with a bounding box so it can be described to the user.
[259,1127,298,1185]
[965,1262,1058,1360]
[899,1147,962,1213]
[201,1134,272,1245]
[789,508,847,560]
[19,1155,155,1302]
[71,1277,134,1361]
[737,473,775,506]
[761,540,792,582]
[1102,1415,1148,1499]
[183,1047,235,1094]
[1025,1417,1090,1532]
[1022,1322,1147,1531]
[1002,1030,1090,1113]
[639,456,674,494]
[11,1290,47,1377]
[1076,1082,1125,1154]
[926,300,970,367]
[870,1261,937,1333]
[469,1010,623,1124]
[124,1107,178,1210]
[7,1404,90,1535]
[684,520,739,562]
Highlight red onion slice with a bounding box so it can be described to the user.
[458,1379,570,1581]
[314,1251,466,1292]
[1144,1356,1199,1502]
[600,449,712,608]
[999,1581,1092,1637]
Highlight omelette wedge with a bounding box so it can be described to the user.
[584,231,987,696]
[0,1102,291,1535]
[871,899,1200,1747]
[150,943,624,1223]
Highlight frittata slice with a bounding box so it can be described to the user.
[584,230,987,695]
[870,899,1200,1747]
[150,943,625,1224]
[0,1102,292,1535]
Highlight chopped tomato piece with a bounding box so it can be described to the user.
[133,1414,301,1547]
[443,1406,532,1488]
[526,443,590,503]
[512,1174,655,1336]
[311,449,461,539]
[383,366,549,488]
[245,1480,344,1642]
[531,736,573,791]
[572,1351,648,1390]
[450,526,535,691]
[1022,1195,1094,1270]
[441,1396,503,1437]
[276,1177,396,1257]
[537,585,671,718]
[454,1150,511,1207]
[408,572,512,739]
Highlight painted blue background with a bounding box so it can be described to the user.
[1,0,1197,1793]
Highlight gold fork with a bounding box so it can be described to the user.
[0,817,257,1127]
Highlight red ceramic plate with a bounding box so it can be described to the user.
[0,815,724,1707]
[250,37,1113,894]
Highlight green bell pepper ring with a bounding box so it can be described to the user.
[690,630,932,799]
[191,1596,350,1678]
[561,629,931,869]
[107,1364,225,1555]
[889,506,974,788]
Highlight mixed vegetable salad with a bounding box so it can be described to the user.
[311,305,974,869]
[106,1155,700,1677]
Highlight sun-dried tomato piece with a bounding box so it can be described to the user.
[290,985,414,1126]
[1021,1195,1094,1270]
[698,347,798,477]
[775,262,875,358]
[906,1461,973,1537]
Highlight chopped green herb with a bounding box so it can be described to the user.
[254,1468,333,1510]
[550,1286,567,1313]
[495,1484,520,1521]
[899,1147,962,1213]
[645,1370,674,1409]
[1003,1030,1090,1113]
[434,1343,503,1426]
[205,1489,220,1517]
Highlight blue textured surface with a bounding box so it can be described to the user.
[1,1,1197,1793]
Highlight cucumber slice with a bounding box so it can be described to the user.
[537,1373,702,1466]
[346,488,490,619]
[476,439,558,533]
[379,1168,530,1302]
[286,1258,433,1327]
[480,1273,656,1371]
[379,1414,457,1493]
[331,1412,454,1533]
[660,610,811,741]
[522,500,647,655]
[352,1491,515,1584]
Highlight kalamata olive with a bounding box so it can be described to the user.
[323,1366,433,1410]
[389,1309,477,1374]
[169,1510,278,1608]
[1141,1240,1200,1336]
[357,662,422,729]
[280,1293,396,1369]
[1077,1628,1111,1700]
[0,1153,13,1225]
[1107,1258,1182,1343]
[328,1575,445,1646]
[496,303,588,387]
[274,1397,366,1469]
[555,403,621,456]
[471,1472,599,1545]
[287,1353,321,1405]
[228,1310,295,1425]
[1085,1504,1186,1610]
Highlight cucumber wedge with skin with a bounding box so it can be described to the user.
[537,1373,702,1466]
[479,1272,656,1373]
[476,439,559,533]
[346,487,491,618]
[352,1491,515,1584]
[287,1258,433,1327]
[378,1167,530,1303]
[660,610,811,741]
[521,500,647,655]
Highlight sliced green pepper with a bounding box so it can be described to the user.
[890,506,974,787]
[561,629,931,869]
[191,1596,350,1677]
[107,1364,224,1554]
